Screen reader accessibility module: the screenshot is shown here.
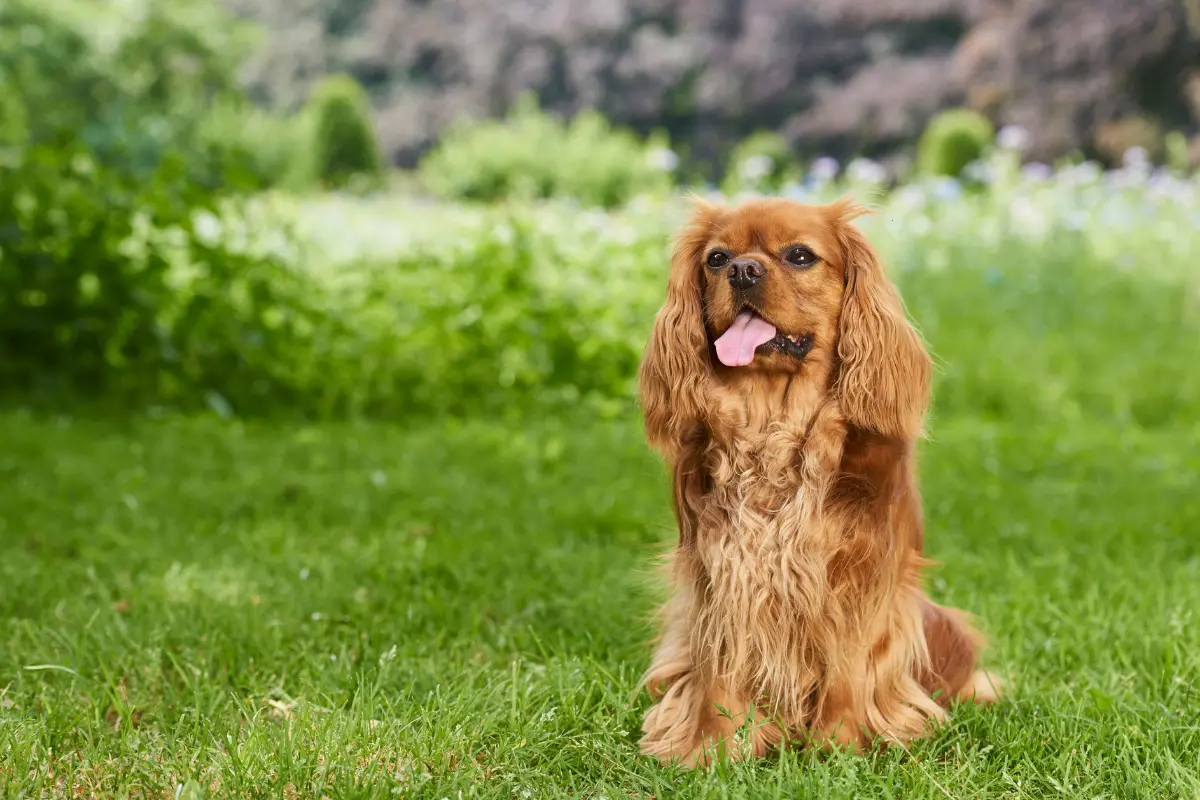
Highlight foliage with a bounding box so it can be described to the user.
[0,0,256,178]
[721,131,799,193]
[253,159,1200,426]
[1165,131,1191,172]
[305,73,385,189]
[3,2,1199,425]
[917,108,995,178]
[0,1,103,147]
[8,137,1200,423]
[0,0,329,411]
[0,138,321,410]
[199,98,312,190]
[418,94,674,207]
[2,407,1199,796]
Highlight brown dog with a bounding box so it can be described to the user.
[637,197,997,766]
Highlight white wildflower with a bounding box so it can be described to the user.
[962,160,993,184]
[193,211,223,246]
[845,157,887,185]
[739,154,774,182]
[996,125,1030,152]
[1122,146,1149,169]
[645,147,679,172]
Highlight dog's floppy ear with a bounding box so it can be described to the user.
[832,200,931,439]
[638,199,722,458]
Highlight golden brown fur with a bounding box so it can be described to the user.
[637,197,998,767]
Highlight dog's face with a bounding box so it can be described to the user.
[697,201,847,373]
[639,196,932,451]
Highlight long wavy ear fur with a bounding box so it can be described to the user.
[832,200,931,439]
[638,199,722,459]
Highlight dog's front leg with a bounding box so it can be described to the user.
[640,599,781,767]
[641,670,782,767]
[810,676,874,752]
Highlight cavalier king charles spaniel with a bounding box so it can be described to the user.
[637,197,998,766]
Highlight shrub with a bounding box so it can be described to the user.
[0,0,255,183]
[199,98,310,189]
[0,2,111,148]
[0,0,325,411]
[418,94,672,207]
[722,131,798,193]
[917,109,994,178]
[306,74,384,189]
[1165,131,1190,172]
[0,136,322,411]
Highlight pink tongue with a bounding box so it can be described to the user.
[715,312,777,367]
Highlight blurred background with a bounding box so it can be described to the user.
[4,2,1200,796]
[3,0,1200,418]
[232,0,1200,175]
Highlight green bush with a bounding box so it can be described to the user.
[722,131,798,193]
[0,0,648,418]
[1165,131,1190,172]
[6,0,1200,428]
[306,74,384,189]
[0,2,113,148]
[917,109,994,178]
[0,139,325,412]
[0,0,327,411]
[0,0,256,181]
[418,94,673,207]
[199,98,311,189]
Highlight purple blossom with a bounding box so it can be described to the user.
[809,156,840,183]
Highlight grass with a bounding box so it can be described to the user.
[1,403,1199,798]
[3,173,1200,796]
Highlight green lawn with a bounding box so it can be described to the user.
[4,179,1200,797]
[2,403,1199,798]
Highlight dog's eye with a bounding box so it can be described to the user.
[784,246,818,268]
[706,251,730,269]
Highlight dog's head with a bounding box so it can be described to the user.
[639,197,931,454]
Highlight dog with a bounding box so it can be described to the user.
[636,196,997,766]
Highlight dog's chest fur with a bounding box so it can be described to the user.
[688,429,849,719]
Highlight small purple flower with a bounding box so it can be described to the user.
[1020,162,1053,182]
[809,156,840,183]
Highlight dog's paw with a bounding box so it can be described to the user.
[958,669,1002,705]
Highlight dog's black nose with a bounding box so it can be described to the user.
[728,258,765,291]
